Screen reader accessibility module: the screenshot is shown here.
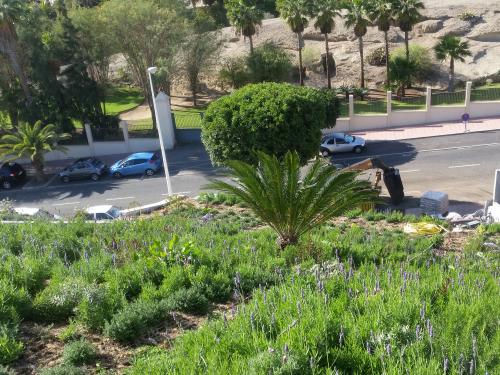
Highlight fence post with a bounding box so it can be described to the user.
[171,113,177,131]
[84,123,95,156]
[386,91,392,128]
[119,121,132,152]
[426,86,432,110]
[348,94,354,118]
[465,81,472,112]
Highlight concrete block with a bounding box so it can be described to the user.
[493,169,500,204]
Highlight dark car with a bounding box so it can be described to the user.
[0,162,27,189]
[59,158,107,183]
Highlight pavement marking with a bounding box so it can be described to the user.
[400,169,420,173]
[53,201,80,207]
[448,163,481,169]
[105,196,135,201]
[162,192,191,196]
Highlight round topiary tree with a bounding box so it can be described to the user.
[201,82,339,166]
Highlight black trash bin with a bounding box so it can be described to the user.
[383,168,404,205]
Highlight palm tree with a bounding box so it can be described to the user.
[313,0,340,89]
[210,151,377,249]
[344,0,370,88]
[225,0,264,55]
[276,0,313,86]
[392,0,424,62]
[369,0,393,85]
[0,0,31,103]
[0,121,71,181]
[434,35,471,93]
[389,55,416,98]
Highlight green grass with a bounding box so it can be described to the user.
[128,109,204,133]
[103,86,144,116]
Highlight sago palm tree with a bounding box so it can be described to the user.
[313,0,341,89]
[0,0,31,104]
[389,55,416,98]
[225,0,264,55]
[434,35,471,93]
[0,121,71,181]
[276,0,313,86]
[344,0,370,88]
[210,151,377,249]
[393,0,424,62]
[369,0,393,85]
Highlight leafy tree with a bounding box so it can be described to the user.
[434,35,471,93]
[391,44,431,84]
[201,82,339,166]
[101,0,187,126]
[276,0,313,86]
[0,121,70,181]
[312,0,340,89]
[225,0,264,55]
[182,31,224,106]
[392,0,424,62]
[389,55,416,97]
[247,41,292,83]
[0,0,32,103]
[211,150,376,249]
[344,0,370,88]
[369,0,393,85]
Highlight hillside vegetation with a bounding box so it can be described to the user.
[0,201,498,374]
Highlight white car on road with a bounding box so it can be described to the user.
[84,205,122,221]
[320,133,366,156]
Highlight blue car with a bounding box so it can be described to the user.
[110,152,162,178]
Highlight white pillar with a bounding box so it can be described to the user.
[465,81,472,112]
[155,92,176,150]
[348,94,354,118]
[494,169,500,204]
[119,121,131,152]
[84,123,95,156]
[386,91,392,128]
[425,86,432,110]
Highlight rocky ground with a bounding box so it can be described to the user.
[217,0,500,90]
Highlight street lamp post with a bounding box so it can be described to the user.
[147,66,173,196]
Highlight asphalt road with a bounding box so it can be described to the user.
[2,130,500,217]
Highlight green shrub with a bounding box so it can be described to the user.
[32,279,88,322]
[0,364,15,375]
[0,281,30,324]
[391,45,432,83]
[39,364,85,375]
[218,56,250,89]
[202,83,339,166]
[191,267,232,303]
[57,320,83,343]
[0,325,23,365]
[247,42,292,83]
[168,287,209,315]
[157,266,191,299]
[62,339,97,366]
[104,299,171,344]
[75,285,124,332]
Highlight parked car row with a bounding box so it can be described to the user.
[59,152,162,183]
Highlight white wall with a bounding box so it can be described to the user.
[470,102,500,118]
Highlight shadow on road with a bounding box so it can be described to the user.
[328,140,418,168]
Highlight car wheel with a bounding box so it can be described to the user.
[113,172,122,179]
[2,181,12,189]
[145,169,155,176]
[90,173,99,181]
[61,176,70,183]
[320,148,330,157]
[353,146,363,154]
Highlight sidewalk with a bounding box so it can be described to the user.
[351,116,500,141]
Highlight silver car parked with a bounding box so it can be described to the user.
[59,158,107,183]
[320,133,366,156]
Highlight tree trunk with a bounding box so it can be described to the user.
[147,95,157,128]
[384,30,390,85]
[298,33,304,86]
[358,36,365,88]
[192,85,197,107]
[4,48,32,105]
[278,234,298,250]
[404,31,410,61]
[448,57,455,93]
[249,35,254,55]
[324,33,331,89]
[32,157,45,183]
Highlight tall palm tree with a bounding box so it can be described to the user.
[211,151,377,249]
[388,55,416,98]
[434,35,471,93]
[0,0,31,103]
[0,121,70,181]
[369,0,393,85]
[392,0,424,62]
[225,0,264,55]
[276,0,313,86]
[344,0,370,88]
[313,0,340,89]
